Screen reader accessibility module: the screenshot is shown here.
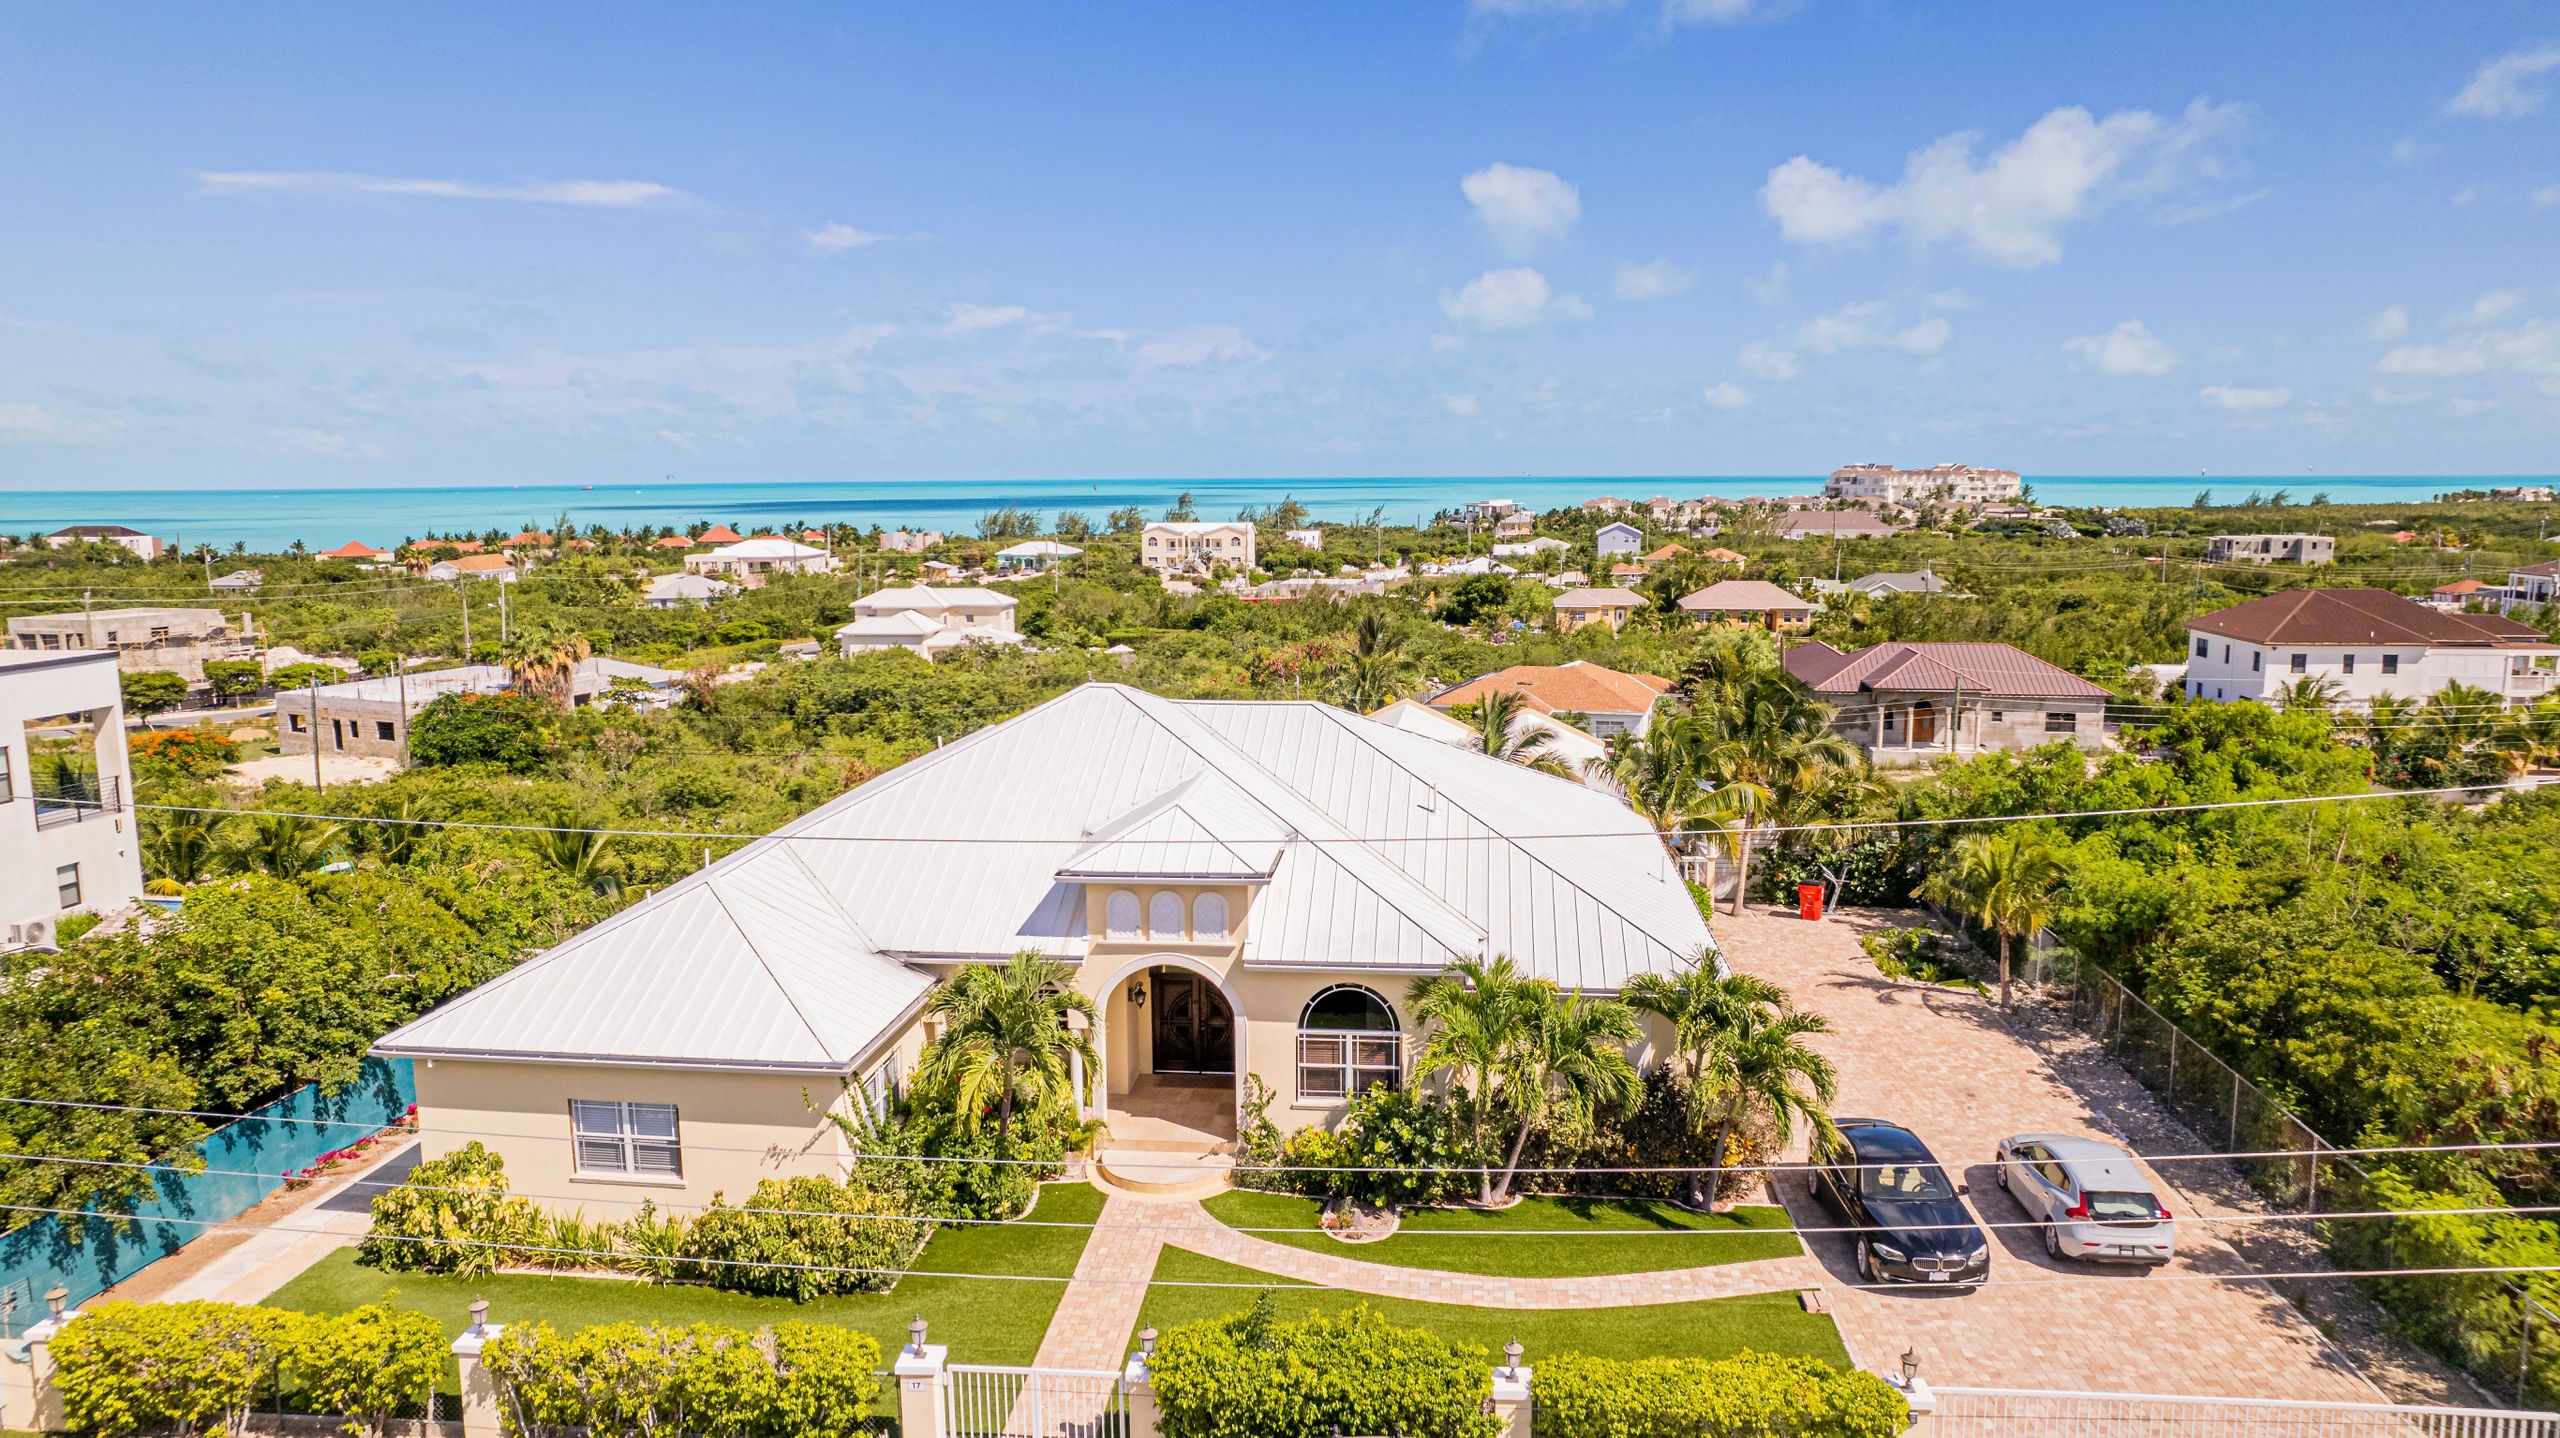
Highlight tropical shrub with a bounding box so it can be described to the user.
[49,1301,297,1438]
[483,1319,881,1438]
[2325,1169,2560,1408]
[1148,1301,1501,1438]
[119,668,190,717]
[1238,1085,1483,1207]
[280,1303,449,1438]
[407,691,556,772]
[682,1174,930,1301]
[1529,1352,1909,1437]
[357,1141,542,1276]
[128,726,240,780]
[1523,1069,1776,1207]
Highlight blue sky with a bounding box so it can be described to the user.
[1,1,2556,488]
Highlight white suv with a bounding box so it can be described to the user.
[1993,1134,2177,1267]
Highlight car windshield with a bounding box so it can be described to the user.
[1859,1161,1956,1200]
[2087,1190,2161,1223]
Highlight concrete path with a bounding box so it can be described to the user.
[1030,1193,1170,1370]
[101,1142,417,1306]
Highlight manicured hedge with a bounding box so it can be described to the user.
[485,1319,883,1438]
[49,1300,445,1438]
[1530,1352,1908,1438]
[1148,1300,1502,1438]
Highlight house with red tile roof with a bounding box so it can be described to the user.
[1427,660,1673,738]
[652,535,697,550]
[697,523,745,544]
[320,540,394,563]
[1786,640,2114,764]
[498,531,553,550]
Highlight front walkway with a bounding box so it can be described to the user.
[99,1141,417,1306]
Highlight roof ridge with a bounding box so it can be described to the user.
[699,871,838,1061]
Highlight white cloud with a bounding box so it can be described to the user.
[1613,258,1695,301]
[2368,385,2427,405]
[1926,288,1974,310]
[267,425,382,458]
[2368,305,2411,342]
[1737,341,1800,379]
[2377,318,2560,379]
[1133,324,1267,369]
[1699,381,1751,409]
[942,303,1067,335]
[2444,396,2497,417]
[2387,136,2439,166]
[807,223,886,253]
[1794,300,1950,355]
[2200,384,2292,410]
[194,171,684,207]
[2447,45,2560,119]
[2063,319,2180,375]
[1661,0,1756,23]
[2536,184,2560,209]
[1748,261,1790,304]
[0,401,109,444]
[1468,0,1757,26]
[1461,163,1581,252]
[2453,289,2527,325]
[1439,267,1592,329]
[1758,99,2248,267]
[1441,393,1483,417]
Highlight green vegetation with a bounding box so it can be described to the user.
[1148,1300,1502,1438]
[48,1300,446,1438]
[488,1319,882,1438]
[269,1181,1106,1371]
[1201,1190,1799,1276]
[1133,1247,1851,1368]
[1531,1352,1908,1438]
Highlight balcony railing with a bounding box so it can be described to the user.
[32,773,118,830]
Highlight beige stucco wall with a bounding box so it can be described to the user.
[412,1058,857,1219]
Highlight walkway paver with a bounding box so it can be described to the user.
[1716,904,2380,1402]
[1030,1193,1170,1370]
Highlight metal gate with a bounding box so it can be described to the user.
[1933,1386,2560,1437]
[944,1363,1128,1438]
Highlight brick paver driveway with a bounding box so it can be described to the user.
[1717,904,2379,1401]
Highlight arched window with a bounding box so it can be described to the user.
[1296,985,1400,1100]
[1105,890,1141,940]
[1148,891,1186,939]
[1192,892,1229,939]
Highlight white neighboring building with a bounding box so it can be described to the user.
[2203,533,2336,566]
[1283,528,1324,549]
[1142,520,1257,576]
[45,525,163,561]
[1595,522,1643,557]
[0,651,145,951]
[835,586,1025,660]
[641,573,739,609]
[878,530,947,553]
[2183,588,2560,708]
[1825,463,2022,505]
[993,540,1082,573]
[685,537,840,588]
[1492,536,1568,559]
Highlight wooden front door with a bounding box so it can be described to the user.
[1909,702,1939,745]
[1150,968,1235,1075]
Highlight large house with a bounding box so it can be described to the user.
[1594,522,1643,558]
[1772,511,1904,541]
[373,685,1715,1212]
[1825,463,2022,506]
[45,525,163,561]
[1141,521,1257,576]
[6,607,255,689]
[835,586,1024,660]
[1785,640,2115,763]
[684,537,840,588]
[1551,587,1642,633]
[1367,697,1613,788]
[1677,579,1815,631]
[2183,588,2560,708]
[426,554,520,583]
[877,530,948,554]
[993,540,1082,573]
[2204,533,2336,566]
[0,650,145,951]
[2508,560,2560,606]
[1427,660,1671,738]
[640,573,738,609]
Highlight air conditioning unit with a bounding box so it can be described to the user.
[17,919,48,950]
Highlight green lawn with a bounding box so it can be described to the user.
[1201,1191,1801,1276]
[263,1180,1104,1376]
[1132,1246,1849,1367]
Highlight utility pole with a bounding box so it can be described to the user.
[309,676,324,793]
[397,658,411,769]
[460,586,472,658]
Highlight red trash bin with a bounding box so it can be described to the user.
[1797,883,1824,922]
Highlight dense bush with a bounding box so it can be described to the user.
[484,1319,882,1438]
[357,1141,542,1277]
[883,1085,1077,1221]
[407,691,558,772]
[49,1300,446,1438]
[1238,1083,1483,1208]
[2325,1169,2560,1409]
[282,1304,451,1438]
[682,1174,929,1301]
[1530,1352,1908,1438]
[1149,1301,1501,1438]
[127,726,240,781]
[1522,1069,1774,1207]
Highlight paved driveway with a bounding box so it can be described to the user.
[1716,904,2379,1402]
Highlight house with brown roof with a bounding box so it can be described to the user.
[1677,579,1816,631]
[1428,660,1674,738]
[1772,511,1904,541]
[1551,586,1642,634]
[652,534,697,550]
[2183,588,2560,709]
[1786,640,2115,764]
[498,531,554,551]
[425,553,520,583]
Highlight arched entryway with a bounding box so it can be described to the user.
[1908,700,1939,746]
[1087,954,1245,1148]
[1147,966,1235,1076]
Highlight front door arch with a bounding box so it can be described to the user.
[1086,953,1249,1124]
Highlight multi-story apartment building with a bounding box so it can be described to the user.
[0,650,145,950]
[2204,533,2336,566]
[45,524,163,561]
[2183,588,2560,708]
[1825,463,2023,506]
[1140,520,1257,576]
[6,607,255,689]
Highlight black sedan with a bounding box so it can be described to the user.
[1808,1118,1991,1287]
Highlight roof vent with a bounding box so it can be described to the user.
[1419,785,1437,812]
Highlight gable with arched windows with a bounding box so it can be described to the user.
[1147,890,1186,939]
[1296,984,1401,1100]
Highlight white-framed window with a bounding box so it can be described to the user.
[1296,985,1400,1101]
[1106,890,1141,939]
[55,864,81,909]
[1193,892,1229,938]
[570,1100,682,1178]
[1148,891,1185,939]
[2290,653,2307,674]
[857,1061,899,1122]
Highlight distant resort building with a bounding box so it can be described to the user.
[1141,520,1257,576]
[835,586,1025,660]
[1824,463,2022,506]
[683,536,840,588]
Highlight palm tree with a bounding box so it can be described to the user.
[1690,778,1773,917]
[917,952,1099,1142]
[504,624,592,711]
[1622,961,1788,1206]
[1484,986,1641,1205]
[1328,609,1414,713]
[145,816,215,884]
[1407,955,1543,1156]
[1584,721,1711,838]
[367,799,434,866]
[1698,996,1839,1205]
[1916,828,2068,1010]
[531,810,618,893]
[2425,680,2504,748]
[219,813,346,878]
[1463,692,1569,778]
[2494,698,2560,775]
[2274,675,2345,713]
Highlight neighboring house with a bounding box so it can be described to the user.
[1367,697,1614,789]
[696,524,746,545]
[835,585,1025,660]
[426,554,520,583]
[2183,588,2560,708]
[993,540,1083,573]
[2493,486,2559,503]
[920,560,961,581]
[1594,522,1643,558]
[1641,544,1687,567]
[1427,660,1672,739]
[1424,556,1516,578]
[1459,499,1520,523]
[0,650,145,951]
[1240,574,1400,601]
[1813,569,1951,599]
[2205,533,2337,566]
[1702,547,1747,566]
[1581,497,1635,516]
[878,530,948,553]
[651,535,698,552]
[1678,579,1816,630]
[498,531,554,553]
[2428,578,2498,612]
[1283,528,1324,549]
[208,569,262,592]
[1552,587,1642,633]
[45,525,162,561]
[684,537,840,588]
[373,683,1716,1213]
[1491,536,1568,559]
[1786,640,2115,765]
[319,540,396,564]
[275,658,681,764]
[641,573,739,609]
[1772,511,1904,541]
[1490,511,1536,540]
[1825,463,2022,506]
[2508,560,2560,606]
[1142,520,1258,576]
[6,607,254,689]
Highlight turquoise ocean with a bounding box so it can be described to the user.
[1,475,2546,553]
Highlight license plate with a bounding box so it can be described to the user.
[2113,1245,2140,1256]
[1926,1270,1952,1282]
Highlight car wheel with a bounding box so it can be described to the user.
[2044,1224,2063,1260]
[1995,1164,2009,1191]
[1856,1237,1878,1282]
